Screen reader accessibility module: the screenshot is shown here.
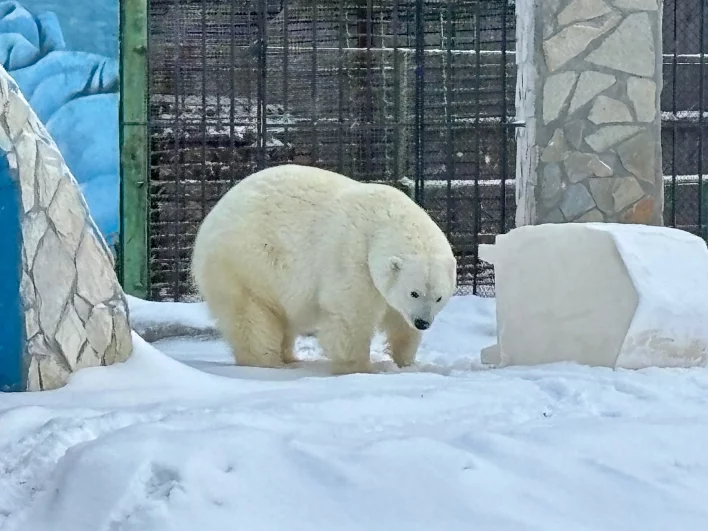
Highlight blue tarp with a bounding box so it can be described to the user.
[0,0,119,246]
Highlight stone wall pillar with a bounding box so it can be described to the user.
[515,0,663,226]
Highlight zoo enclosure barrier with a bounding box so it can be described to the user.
[119,0,708,302]
[122,0,518,301]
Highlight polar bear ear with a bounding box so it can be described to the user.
[389,256,404,273]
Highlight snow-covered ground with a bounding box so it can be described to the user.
[2,295,708,531]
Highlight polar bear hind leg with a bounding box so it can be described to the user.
[206,284,286,368]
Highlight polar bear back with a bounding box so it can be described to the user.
[191,164,453,334]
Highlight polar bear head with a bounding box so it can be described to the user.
[373,252,457,331]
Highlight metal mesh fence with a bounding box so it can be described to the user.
[145,0,705,303]
[662,0,708,235]
[147,0,517,301]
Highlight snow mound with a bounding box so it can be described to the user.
[127,295,218,342]
[3,296,708,531]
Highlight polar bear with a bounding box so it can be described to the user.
[191,164,457,374]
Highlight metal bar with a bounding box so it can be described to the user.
[257,0,268,169]
[365,0,374,178]
[414,0,425,204]
[499,0,509,235]
[698,0,706,238]
[119,0,150,299]
[246,7,253,115]
[472,0,482,294]
[213,8,221,133]
[663,168,674,230]
[228,0,236,186]
[146,117,524,128]
[444,0,454,239]
[200,0,207,248]
[172,0,183,302]
[283,0,290,151]
[355,0,369,179]
[311,0,319,164]
[671,0,678,114]
[392,0,400,180]
[662,117,708,126]
[671,126,677,226]
[260,45,516,55]
[670,0,678,228]
[337,0,345,173]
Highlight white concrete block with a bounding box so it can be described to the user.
[480,223,708,369]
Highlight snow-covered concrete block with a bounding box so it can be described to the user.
[479,223,708,370]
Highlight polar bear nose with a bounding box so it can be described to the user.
[414,318,430,330]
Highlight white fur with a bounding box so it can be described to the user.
[191,164,457,374]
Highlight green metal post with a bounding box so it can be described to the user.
[119,0,150,299]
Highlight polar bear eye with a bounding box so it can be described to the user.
[436,296,442,303]
[410,291,420,298]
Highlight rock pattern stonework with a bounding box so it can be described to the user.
[0,66,132,391]
[516,0,663,226]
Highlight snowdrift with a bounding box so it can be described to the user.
[480,223,708,370]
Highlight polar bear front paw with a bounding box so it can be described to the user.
[383,308,422,368]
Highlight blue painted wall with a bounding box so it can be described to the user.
[0,154,24,392]
[0,0,119,248]
[18,0,117,58]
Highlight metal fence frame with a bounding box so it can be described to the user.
[120,0,150,299]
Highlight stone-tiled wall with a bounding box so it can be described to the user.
[516,0,663,226]
[0,66,132,391]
